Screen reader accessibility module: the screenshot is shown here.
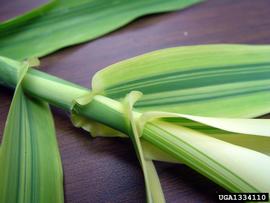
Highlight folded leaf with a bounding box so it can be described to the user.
[140,111,270,156]
[92,45,270,117]
[0,59,63,203]
[92,44,270,193]
[164,117,270,156]
[144,120,270,193]
[0,0,203,60]
[123,91,165,203]
[140,111,270,137]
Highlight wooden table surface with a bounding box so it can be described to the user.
[1,0,270,202]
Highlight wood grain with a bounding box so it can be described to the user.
[1,0,270,202]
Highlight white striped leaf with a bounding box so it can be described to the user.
[0,0,203,60]
[0,57,63,203]
[92,44,270,118]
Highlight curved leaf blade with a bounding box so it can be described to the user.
[0,0,203,60]
[0,59,63,203]
[140,111,270,155]
[93,45,270,117]
[124,91,165,203]
[144,120,270,193]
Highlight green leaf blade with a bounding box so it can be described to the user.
[143,120,270,193]
[93,45,270,117]
[124,91,165,203]
[0,0,203,60]
[0,60,63,203]
[92,44,270,193]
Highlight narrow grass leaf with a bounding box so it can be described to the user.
[0,58,63,203]
[93,44,270,118]
[144,120,270,193]
[123,91,165,203]
[140,112,270,137]
[0,0,203,60]
[92,44,270,193]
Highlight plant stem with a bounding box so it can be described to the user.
[1,61,261,193]
[1,65,184,167]
[0,65,142,137]
[0,66,183,166]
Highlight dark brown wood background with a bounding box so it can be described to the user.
[1,0,270,202]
